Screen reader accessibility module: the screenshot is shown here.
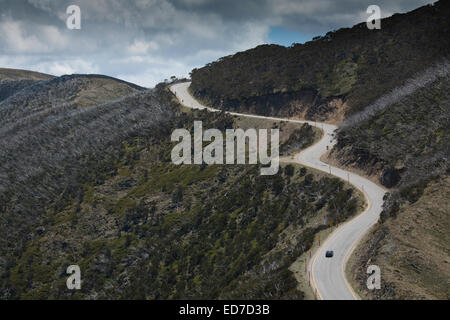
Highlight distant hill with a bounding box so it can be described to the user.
[0,73,146,122]
[190,0,450,123]
[0,68,54,102]
[0,67,53,81]
[0,68,145,104]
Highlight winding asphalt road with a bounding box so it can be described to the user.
[170,82,386,300]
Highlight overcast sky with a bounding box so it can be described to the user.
[0,0,435,87]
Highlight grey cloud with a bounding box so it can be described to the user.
[0,0,435,87]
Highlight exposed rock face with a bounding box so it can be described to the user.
[194,88,346,123]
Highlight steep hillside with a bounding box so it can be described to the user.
[0,68,53,81]
[330,68,449,299]
[330,72,449,205]
[190,1,450,122]
[347,176,449,299]
[0,81,173,298]
[0,82,363,299]
[0,68,54,102]
[0,74,145,124]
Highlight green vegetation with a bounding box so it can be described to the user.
[332,74,449,219]
[3,159,360,299]
[0,84,362,299]
[331,57,449,300]
[190,1,450,121]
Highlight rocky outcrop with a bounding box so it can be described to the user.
[193,88,347,123]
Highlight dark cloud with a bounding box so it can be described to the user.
[0,0,435,86]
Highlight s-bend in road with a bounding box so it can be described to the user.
[170,82,386,300]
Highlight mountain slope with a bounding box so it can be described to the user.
[0,80,172,296]
[0,68,54,102]
[0,80,364,299]
[187,1,449,300]
[190,1,450,122]
[0,73,145,123]
[347,175,449,299]
[331,67,449,191]
[331,65,449,299]
[0,68,53,81]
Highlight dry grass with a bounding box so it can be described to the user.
[347,175,450,299]
[73,77,141,107]
[0,67,53,81]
